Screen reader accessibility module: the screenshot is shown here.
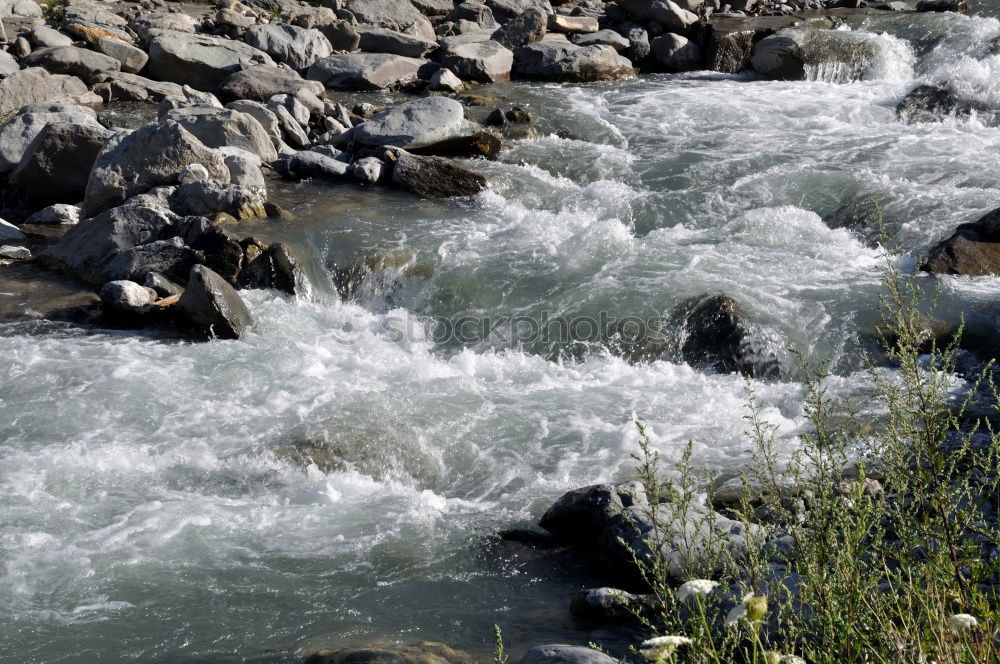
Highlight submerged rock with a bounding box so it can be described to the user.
[896,84,988,124]
[539,484,625,546]
[177,264,253,340]
[922,207,1000,277]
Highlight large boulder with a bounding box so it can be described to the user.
[491,7,547,49]
[922,208,1000,277]
[147,31,275,91]
[896,84,987,124]
[163,107,279,162]
[177,264,252,340]
[651,32,701,71]
[92,35,149,74]
[83,120,229,217]
[130,11,198,42]
[0,67,98,117]
[244,23,333,71]
[344,0,436,41]
[306,53,428,90]
[440,39,513,83]
[618,0,697,31]
[486,0,553,23]
[539,484,624,546]
[22,45,121,85]
[0,102,101,173]
[356,26,437,58]
[9,122,115,203]
[350,97,466,150]
[572,30,631,52]
[519,646,617,664]
[96,71,186,103]
[513,42,634,82]
[218,64,325,102]
[168,179,266,219]
[389,148,486,198]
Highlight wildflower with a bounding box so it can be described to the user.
[779,656,807,664]
[764,652,781,664]
[725,593,768,626]
[948,613,978,631]
[639,636,692,662]
[676,579,720,602]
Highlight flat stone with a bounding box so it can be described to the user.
[147,31,275,92]
[306,52,428,90]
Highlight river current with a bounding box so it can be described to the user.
[2,6,1000,663]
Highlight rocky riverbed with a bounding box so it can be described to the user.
[0,0,998,661]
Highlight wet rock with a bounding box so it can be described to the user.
[177,264,252,340]
[915,0,966,11]
[519,645,617,664]
[357,25,437,57]
[9,122,113,204]
[651,32,701,71]
[244,22,333,71]
[513,42,635,82]
[539,484,624,546]
[147,31,276,92]
[440,39,514,82]
[350,97,468,150]
[169,179,266,219]
[388,148,486,198]
[241,241,300,293]
[0,67,98,117]
[306,52,428,90]
[0,218,27,244]
[570,588,644,623]
[491,7,547,49]
[351,156,385,183]
[572,30,630,52]
[486,0,553,23]
[92,35,148,74]
[145,271,183,297]
[99,279,158,314]
[895,84,987,124]
[83,120,230,217]
[164,106,279,162]
[749,28,807,79]
[619,0,698,32]
[343,0,436,41]
[922,207,1000,277]
[304,642,474,664]
[283,150,350,178]
[0,103,101,173]
[548,15,599,34]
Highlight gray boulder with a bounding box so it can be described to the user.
[129,12,198,42]
[440,39,513,83]
[93,35,149,74]
[651,32,701,71]
[169,179,266,219]
[306,53,427,90]
[519,646,617,664]
[0,244,31,259]
[22,45,122,85]
[9,121,115,203]
[350,97,467,150]
[539,484,623,545]
[351,156,385,183]
[316,20,362,52]
[177,264,253,340]
[226,99,282,141]
[572,29,630,52]
[147,31,275,91]
[618,0,698,31]
[356,26,437,57]
[449,3,498,30]
[100,279,158,314]
[344,0,436,41]
[922,208,1000,277]
[28,25,72,48]
[0,0,42,18]
[25,203,80,225]
[220,147,266,191]
[916,0,966,11]
[283,150,350,178]
[0,50,18,78]
[486,0,553,23]
[0,103,101,173]
[83,120,229,217]
[513,42,634,82]
[164,106,279,162]
[0,67,98,116]
[0,218,26,244]
[97,71,186,103]
[389,148,486,198]
[491,7,547,49]
[570,588,644,623]
[218,64,325,103]
[244,23,333,71]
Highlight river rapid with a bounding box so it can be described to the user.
[3,6,1000,663]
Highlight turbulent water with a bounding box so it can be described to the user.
[3,8,1000,664]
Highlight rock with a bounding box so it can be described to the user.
[356,26,437,57]
[513,42,634,82]
[428,67,465,91]
[304,642,474,664]
[389,148,486,198]
[244,23,333,71]
[0,0,42,18]
[145,271,183,298]
[351,156,385,183]
[97,71,186,103]
[269,102,309,147]
[21,45,121,85]
[179,163,210,185]
[216,7,256,35]
[147,31,275,92]
[922,208,1000,277]
[169,179,266,219]
[895,84,986,124]
[748,26,875,81]
[93,35,149,74]
[83,120,230,218]
[539,484,624,545]
[519,645,617,664]
[618,0,698,32]
[240,241,300,294]
[307,53,428,90]
[9,121,115,203]
[177,264,252,340]
[570,588,643,623]
[343,0,436,41]
[619,23,650,63]
[25,203,80,225]
[164,107,279,162]
[749,28,807,79]
[283,150,350,178]
[0,49,18,78]
[99,279,158,314]
[548,15,599,34]
[221,147,266,191]
[226,99,283,141]
[449,3,498,30]
[440,39,513,82]
[486,0,553,24]
[411,0,455,15]
[0,244,31,259]
[915,0,966,11]
[0,103,101,173]
[491,7,547,49]
[0,67,98,117]
[350,97,467,149]
[651,32,701,71]
[28,25,72,48]
[572,29,630,52]
[0,218,27,244]
[129,12,198,42]
[316,20,362,52]
[218,64,324,103]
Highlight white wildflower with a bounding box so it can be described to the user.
[779,656,807,664]
[725,593,767,626]
[676,579,720,602]
[639,636,692,662]
[949,613,978,631]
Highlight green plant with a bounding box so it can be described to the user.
[493,624,509,664]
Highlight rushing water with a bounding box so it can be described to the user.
[3,8,1000,664]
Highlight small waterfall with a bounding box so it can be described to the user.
[802,28,915,84]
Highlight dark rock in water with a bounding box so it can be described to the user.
[241,241,301,294]
[388,149,486,198]
[701,15,803,73]
[539,484,624,546]
[496,528,563,549]
[570,588,644,624]
[0,67,99,117]
[103,236,200,284]
[618,23,650,64]
[825,195,884,244]
[915,0,967,11]
[411,131,502,160]
[304,642,474,664]
[177,264,252,340]
[178,216,245,286]
[922,207,1000,277]
[519,645,617,664]
[331,251,423,300]
[651,32,701,72]
[895,84,987,124]
[9,121,114,204]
